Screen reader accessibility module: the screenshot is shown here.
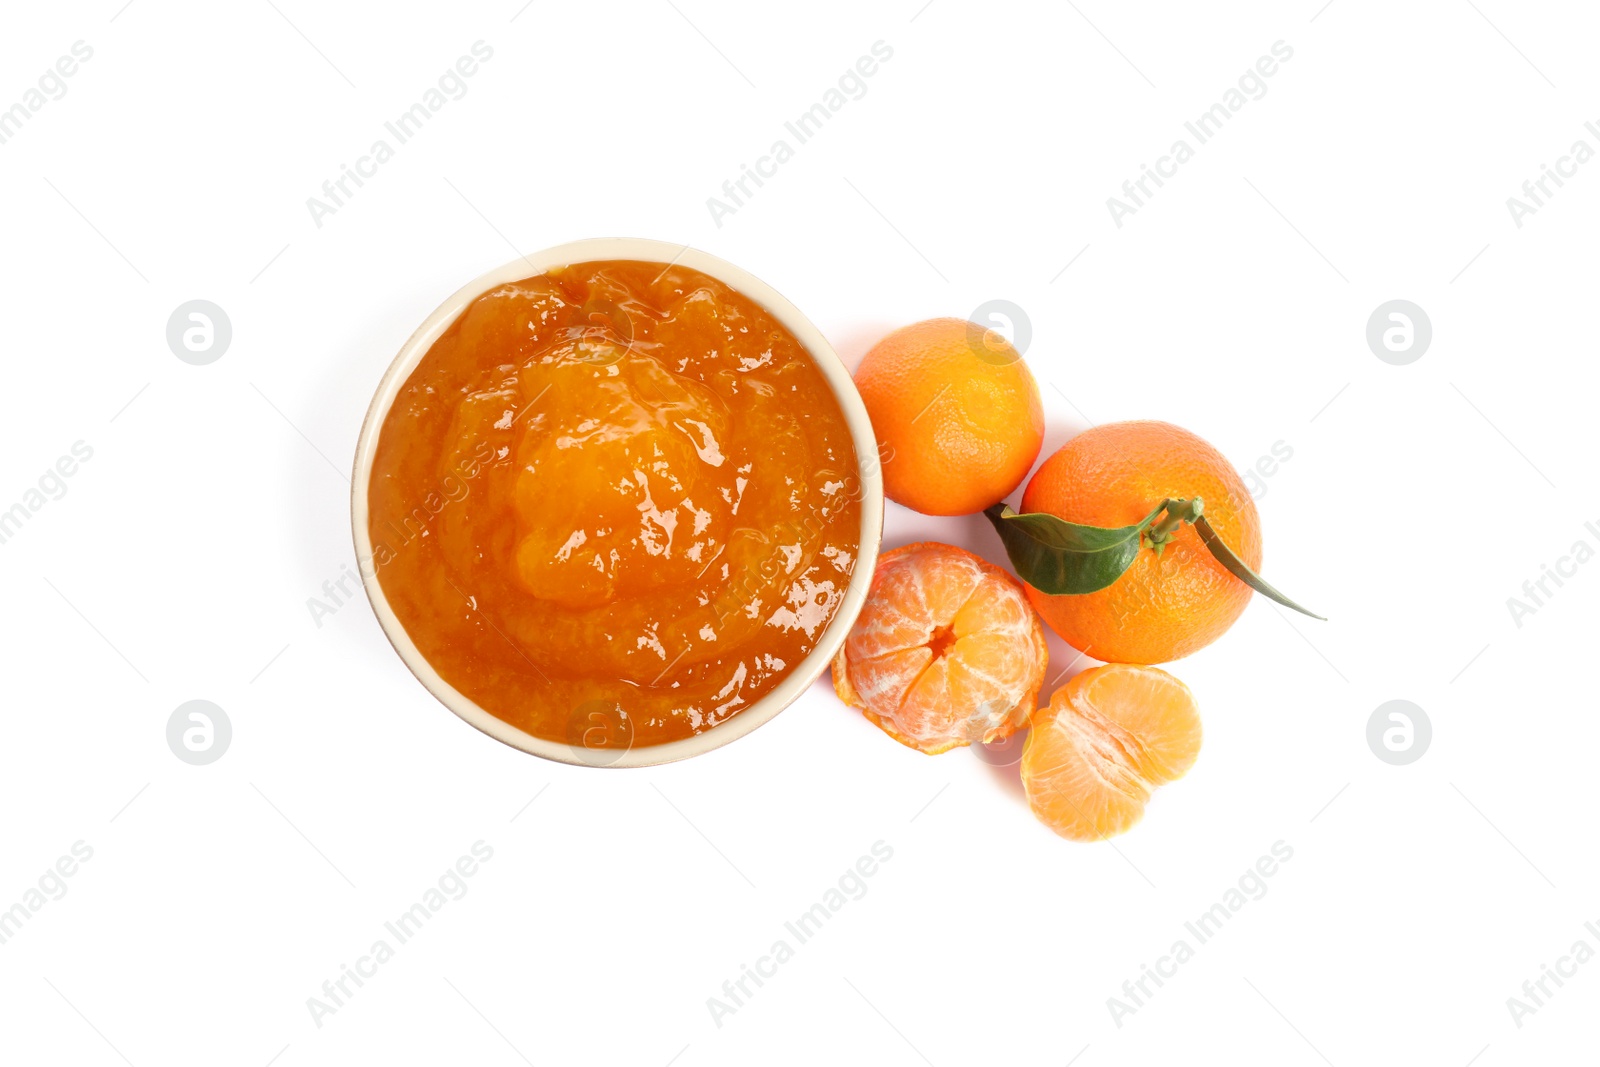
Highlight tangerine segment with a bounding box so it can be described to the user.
[1021,664,1202,841]
[832,542,1048,754]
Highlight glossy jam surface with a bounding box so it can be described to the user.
[368,260,861,751]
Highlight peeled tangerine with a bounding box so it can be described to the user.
[1022,664,1202,841]
[832,543,1048,754]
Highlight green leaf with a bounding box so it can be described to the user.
[985,497,1326,622]
[1193,514,1326,620]
[982,501,1168,595]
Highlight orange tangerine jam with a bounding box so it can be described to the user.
[368,260,861,751]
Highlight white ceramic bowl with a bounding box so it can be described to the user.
[351,238,884,767]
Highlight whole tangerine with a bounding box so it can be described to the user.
[854,318,1044,516]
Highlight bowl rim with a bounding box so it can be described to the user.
[350,238,884,768]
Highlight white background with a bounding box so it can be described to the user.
[1,1,1596,1064]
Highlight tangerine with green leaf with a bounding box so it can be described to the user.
[1016,421,1263,664]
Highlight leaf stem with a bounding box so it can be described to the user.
[1146,498,1184,543]
[1146,497,1203,558]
